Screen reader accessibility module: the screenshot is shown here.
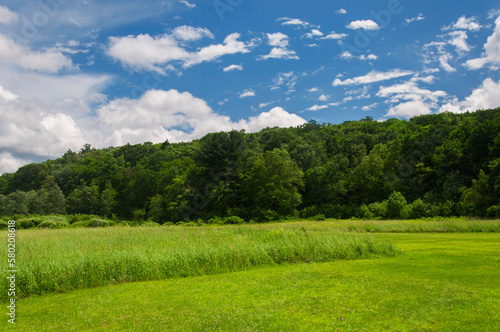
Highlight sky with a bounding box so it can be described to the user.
[1,0,500,174]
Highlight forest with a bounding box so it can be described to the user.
[1,108,500,223]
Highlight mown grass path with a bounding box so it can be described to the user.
[4,233,499,331]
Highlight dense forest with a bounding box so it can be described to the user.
[2,108,500,223]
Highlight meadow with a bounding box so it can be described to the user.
[1,219,499,331]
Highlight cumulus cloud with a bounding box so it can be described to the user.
[346,20,380,31]
[0,85,87,165]
[422,41,457,72]
[306,29,323,38]
[172,26,214,41]
[0,5,18,25]
[239,90,255,98]
[306,104,329,111]
[340,51,377,61]
[277,17,310,28]
[95,89,306,146]
[322,31,348,40]
[107,31,252,73]
[259,33,299,60]
[464,15,500,70]
[0,34,73,73]
[184,33,251,67]
[447,30,470,53]
[332,69,414,86]
[439,78,500,113]
[386,100,432,118]
[335,9,347,15]
[223,64,243,72]
[443,16,482,31]
[318,94,329,101]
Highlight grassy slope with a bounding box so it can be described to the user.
[5,233,499,331]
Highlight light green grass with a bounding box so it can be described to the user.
[4,233,498,331]
[0,226,397,300]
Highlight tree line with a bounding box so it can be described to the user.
[1,108,500,223]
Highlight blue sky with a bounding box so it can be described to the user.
[1,0,500,173]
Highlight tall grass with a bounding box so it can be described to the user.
[0,226,397,300]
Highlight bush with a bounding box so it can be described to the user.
[16,219,35,229]
[38,217,70,229]
[224,216,245,224]
[140,221,160,227]
[87,218,112,228]
[367,201,387,219]
[0,220,8,229]
[410,199,428,219]
[310,214,326,221]
[386,192,409,219]
[359,205,374,220]
[486,205,500,218]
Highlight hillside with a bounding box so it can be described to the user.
[2,109,500,222]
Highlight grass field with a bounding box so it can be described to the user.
[0,223,398,300]
[1,220,499,331]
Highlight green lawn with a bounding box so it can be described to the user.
[5,233,499,331]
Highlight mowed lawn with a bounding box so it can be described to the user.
[5,232,499,332]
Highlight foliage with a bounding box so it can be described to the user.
[2,109,500,221]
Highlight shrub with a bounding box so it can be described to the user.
[38,217,69,229]
[486,205,500,218]
[87,218,111,228]
[0,220,8,229]
[386,192,409,219]
[367,201,387,219]
[224,216,245,224]
[310,214,326,221]
[410,199,428,219]
[16,219,35,229]
[359,205,374,220]
[140,221,160,227]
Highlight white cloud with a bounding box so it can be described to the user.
[307,87,319,92]
[332,69,414,86]
[378,80,447,118]
[0,5,18,25]
[322,31,348,40]
[0,85,18,101]
[172,26,214,41]
[346,20,380,31]
[341,51,377,61]
[239,90,255,98]
[267,32,290,47]
[443,16,482,31]
[306,29,323,38]
[318,94,329,102]
[422,41,457,72]
[306,104,328,111]
[465,16,500,70]
[0,34,73,73]
[184,33,252,67]
[0,85,87,163]
[277,17,310,28]
[406,13,425,24]
[107,32,252,72]
[439,53,456,72]
[488,9,500,20]
[362,103,378,111]
[0,152,27,175]
[439,78,500,113]
[180,0,196,9]
[271,72,297,93]
[335,9,347,15]
[360,54,378,60]
[447,30,470,53]
[259,33,299,60]
[340,51,354,59]
[386,100,432,118]
[107,33,189,73]
[259,101,273,108]
[223,64,243,72]
[95,90,305,146]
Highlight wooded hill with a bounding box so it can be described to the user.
[2,108,500,222]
